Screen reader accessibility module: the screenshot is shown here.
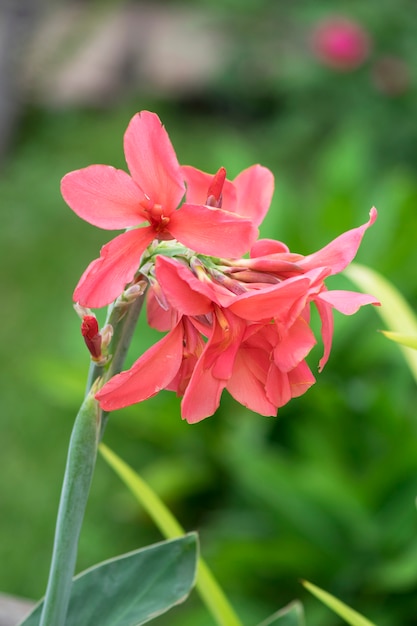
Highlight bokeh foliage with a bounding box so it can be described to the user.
[1,1,417,625]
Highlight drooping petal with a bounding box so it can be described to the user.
[124,111,185,212]
[317,290,380,314]
[181,309,245,422]
[61,165,146,229]
[167,320,205,396]
[314,297,334,372]
[97,322,184,410]
[168,203,258,257]
[227,347,277,416]
[273,316,317,372]
[299,207,377,274]
[73,227,154,308]
[265,363,292,408]
[204,309,247,380]
[155,256,213,316]
[288,361,316,398]
[181,165,237,210]
[181,365,224,423]
[233,164,274,226]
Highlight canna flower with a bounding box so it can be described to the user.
[97,209,379,422]
[62,111,264,308]
[310,16,371,71]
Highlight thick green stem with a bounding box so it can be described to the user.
[39,291,146,626]
[39,387,100,626]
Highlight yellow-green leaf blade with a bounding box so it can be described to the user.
[344,263,417,383]
[381,331,417,351]
[302,580,377,626]
[99,443,243,626]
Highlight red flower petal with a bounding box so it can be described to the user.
[233,165,274,227]
[266,363,292,408]
[299,207,377,274]
[273,316,317,372]
[73,227,154,308]
[169,203,258,257]
[288,361,316,398]
[155,256,213,316]
[229,275,311,323]
[227,347,277,416]
[314,297,334,372]
[317,290,380,314]
[181,365,224,423]
[97,322,184,410]
[61,165,145,229]
[124,111,185,212]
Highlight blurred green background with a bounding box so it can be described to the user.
[1,1,417,624]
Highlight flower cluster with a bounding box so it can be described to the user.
[62,111,378,422]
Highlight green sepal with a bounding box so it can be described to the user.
[18,533,198,626]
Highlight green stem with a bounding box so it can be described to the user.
[39,387,100,626]
[99,443,244,626]
[39,291,146,626]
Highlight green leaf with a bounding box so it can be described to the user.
[344,263,417,384]
[380,331,417,351]
[99,443,243,626]
[302,580,376,626]
[18,534,198,626]
[257,601,305,625]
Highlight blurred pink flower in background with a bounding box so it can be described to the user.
[310,16,371,71]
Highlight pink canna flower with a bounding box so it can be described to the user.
[97,209,379,422]
[61,111,262,308]
[310,16,371,71]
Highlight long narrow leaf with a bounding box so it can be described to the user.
[344,263,417,383]
[257,601,305,625]
[380,331,417,351]
[302,580,376,626]
[99,443,243,626]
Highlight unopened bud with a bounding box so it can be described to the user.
[80,315,112,364]
[81,315,102,360]
[190,257,211,282]
[100,324,113,350]
[209,268,247,295]
[123,280,147,302]
[206,167,227,208]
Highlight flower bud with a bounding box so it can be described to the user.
[81,315,102,361]
[206,167,227,208]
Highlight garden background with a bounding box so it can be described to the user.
[1,1,417,625]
